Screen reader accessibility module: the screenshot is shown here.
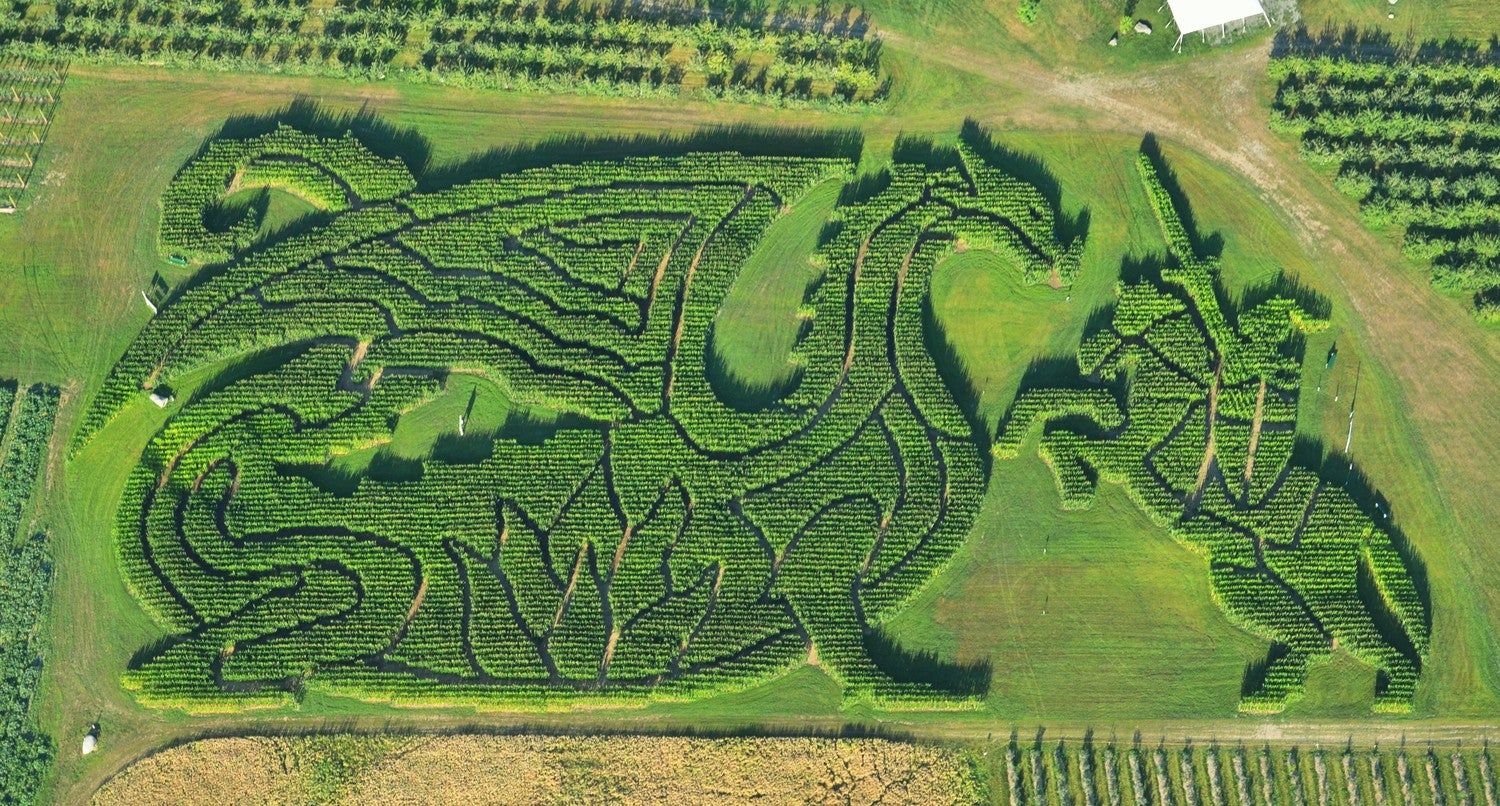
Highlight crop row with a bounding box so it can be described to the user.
[0,0,882,105]
[1000,737,1497,806]
[0,380,60,804]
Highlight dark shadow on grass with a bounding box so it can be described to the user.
[431,432,495,464]
[1273,25,1500,64]
[1118,253,1168,287]
[209,97,432,176]
[1138,133,1224,262]
[891,135,962,172]
[704,322,804,413]
[922,291,991,475]
[863,627,991,698]
[203,187,269,235]
[1357,550,1424,682]
[837,168,891,207]
[1241,642,1294,698]
[420,124,864,192]
[960,119,1091,251]
[1321,459,1432,636]
[187,341,335,410]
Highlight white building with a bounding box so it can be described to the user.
[1163,0,1272,50]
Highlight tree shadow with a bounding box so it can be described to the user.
[838,168,892,207]
[1139,133,1225,262]
[891,135,963,172]
[1119,252,1167,286]
[1240,641,1293,698]
[1235,272,1332,365]
[862,627,991,697]
[923,291,992,476]
[420,124,864,192]
[203,186,270,235]
[960,119,1092,250]
[187,341,337,410]
[209,97,432,176]
[1323,459,1432,636]
[1237,272,1333,323]
[704,323,805,413]
[1273,24,1500,63]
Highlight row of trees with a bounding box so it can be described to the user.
[1272,51,1500,315]
[1005,737,1495,806]
[0,381,60,805]
[0,0,884,104]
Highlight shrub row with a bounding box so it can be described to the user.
[0,0,883,105]
[1271,50,1500,314]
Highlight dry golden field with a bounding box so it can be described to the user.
[92,735,985,805]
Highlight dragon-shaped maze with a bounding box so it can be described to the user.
[81,125,1426,713]
[83,124,1083,708]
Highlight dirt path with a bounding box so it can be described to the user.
[1243,377,1268,491]
[844,236,872,375]
[548,546,587,634]
[621,239,645,284]
[397,576,429,637]
[1190,357,1225,506]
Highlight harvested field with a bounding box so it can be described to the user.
[92,734,985,805]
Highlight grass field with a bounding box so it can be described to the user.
[1298,0,1500,40]
[1,0,1498,801]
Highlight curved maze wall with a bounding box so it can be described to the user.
[82,125,1082,708]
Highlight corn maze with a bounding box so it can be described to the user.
[996,149,1428,713]
[79,124,1083,709]
[1000,736,1497,806]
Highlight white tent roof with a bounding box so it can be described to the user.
[1164,0,1268,36]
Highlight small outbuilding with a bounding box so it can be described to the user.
[1163,0,1271,50]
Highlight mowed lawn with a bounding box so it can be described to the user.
[4,2,1500,800]
[1298,0,1500,41]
